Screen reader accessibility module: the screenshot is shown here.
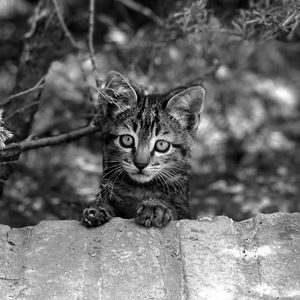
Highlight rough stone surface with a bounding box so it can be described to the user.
[0,213,300,300]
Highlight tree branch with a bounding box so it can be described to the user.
[5,76,46,105]
[2,123,101,157]
[51,0,81,50]
[89,0,101,88]
[3,100,40,122]
[116,0,163,26]
[0,0,75,195]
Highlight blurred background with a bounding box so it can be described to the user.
[0,0,299,227]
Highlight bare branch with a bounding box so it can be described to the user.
[3,101,40,122]
[0,0,77,195]
[89,0,101,88]
[76,54,95,104]
[116,0,163,26]
[3,123,101,153]
[0,76,46,106]
[52,0,95,102]
[51,0,81,50]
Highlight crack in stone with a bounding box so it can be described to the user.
[0,226,33,300]
[156,231,168,299]
[0,277,20,281]
[241,217,263,285]
[235,217,264,297]
[4,231,10,280]
[252,217,263,285]
[14,226,34,299]
[3,228,19,280]
[97,275,103,300]
[80,240,88,300]
[96,232,105,300]
[176,222,188,300]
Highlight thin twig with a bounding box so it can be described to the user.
[29,113,97,139]
[76,54,95,104]
[89,0,101,88]
[53,0,94,102]
[3,123,101,152]
[2,0,103,155]
[7,76,46,103]
[116,0,163,26]
[51,0,81,50]
[282,11,297,27]
[3,101,40,122]
[287,13,300,41]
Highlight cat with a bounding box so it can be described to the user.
[81,71,205,228]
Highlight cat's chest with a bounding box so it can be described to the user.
[111,185,161,218]
[119,185,160,200]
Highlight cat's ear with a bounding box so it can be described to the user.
[103,71,137,116]
[165,86,205,132]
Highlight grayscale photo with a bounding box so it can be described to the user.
[0,0,299,299]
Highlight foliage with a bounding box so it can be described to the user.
[164,0,300,65]
[0,0,299,226]
[0,112,12,149]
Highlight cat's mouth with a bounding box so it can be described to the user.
[121,162,156,183]
[127,170,155,183]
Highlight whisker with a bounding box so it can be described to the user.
[171,166,186,172]
[119,171,127,186]
[102,165,123,179]
[169,173,185,192]
[103,165,122,177]
[104,167,122,186]
[122,163,137,171]
[105,160,122,163]
[161,169,185,193]
[110,168,125,187]
[104,162,121,169]
[157,172,170,196]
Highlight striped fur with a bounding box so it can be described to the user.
[82,72,205,228]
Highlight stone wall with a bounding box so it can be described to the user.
[0,213,300,299]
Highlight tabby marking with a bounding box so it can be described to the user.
[81,71,205,228]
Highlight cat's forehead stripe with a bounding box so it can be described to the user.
[132,121,138,132]
[119,95,176,141]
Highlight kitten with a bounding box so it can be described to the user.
[81,71,205,228]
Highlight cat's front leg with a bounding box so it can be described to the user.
[81,194,115,227]
[135,199,176,228]
[81,206,113,227]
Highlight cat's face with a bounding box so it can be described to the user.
[108,104,190,183]
[102,72,205,184]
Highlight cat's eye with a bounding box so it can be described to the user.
[119,134,134,148]
[154,140,170,153]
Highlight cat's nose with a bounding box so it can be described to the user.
[133,161,148,171]
[134,146,150,170]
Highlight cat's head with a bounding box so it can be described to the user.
[102,71,205,184]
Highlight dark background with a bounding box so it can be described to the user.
[0,0,299,227]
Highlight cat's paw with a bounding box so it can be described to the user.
[135,202,173,228]
[81,207,112,227]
